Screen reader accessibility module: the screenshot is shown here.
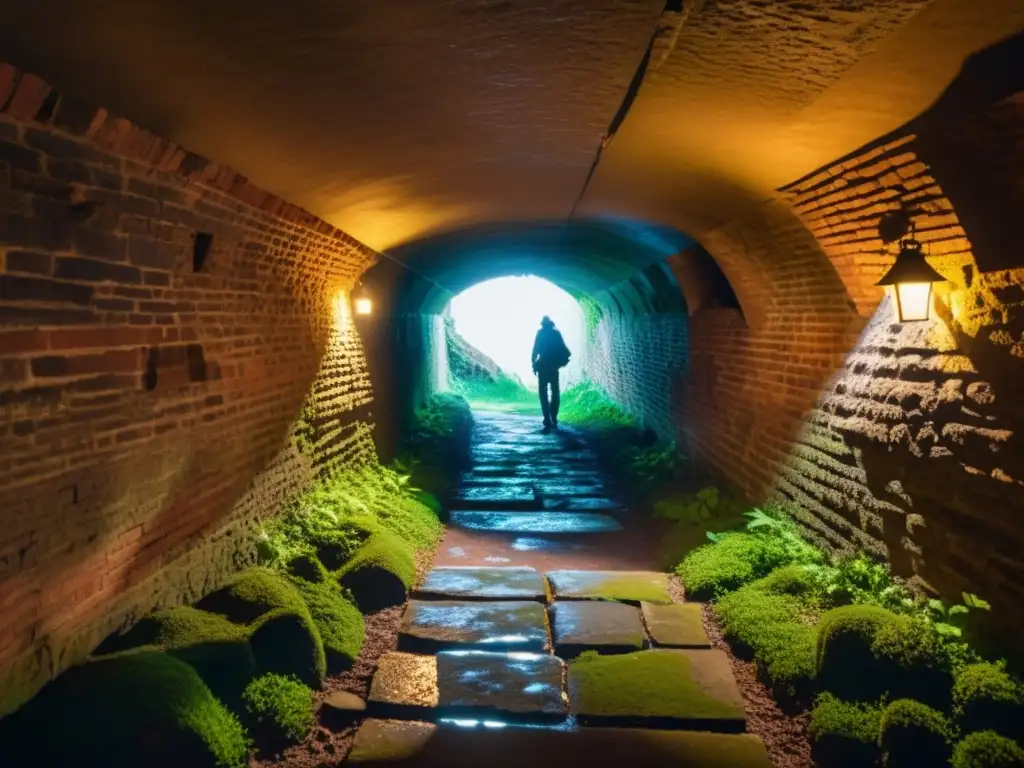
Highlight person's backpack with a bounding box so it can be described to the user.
[552,334,571,368]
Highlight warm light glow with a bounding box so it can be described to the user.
[449,276,584,385]
[333,292,350,325]
[893,282,932,322]
[355,297,373,315]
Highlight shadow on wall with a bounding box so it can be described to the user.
[774,31,1024,633]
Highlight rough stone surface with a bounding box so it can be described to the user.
[641,603,711,648]
[321,690,368,713]
[399,600,549,653]
[547,570,673,604]
[568,649,746,731]
[347,721,774,767]
[417,567,546,601]
[551,601,645,658]
[348,719,437,764]
[437,650,566,721]
[450,512,623,534]
[368,652,439,711]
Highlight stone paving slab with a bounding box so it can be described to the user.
[641,602,711,648]
[543,497,621,512]
[450,511,623,534]
[550,601,645,658]
[368,651,566,721]
[546,570,673,604]
[417,567,546,601]
[438,650,566,720]
[399,600,549,653]
[368,652,439,713]
[568,649,746,731]
[349,719,774,766]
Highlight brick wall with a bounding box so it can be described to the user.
[0,63,380,713]
[772,96,1024,624]
[588,309,688,441]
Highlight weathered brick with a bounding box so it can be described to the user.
[0,141,41,172]
[128,236,181,269]
[5,250,52,275]
[0,274,93,305]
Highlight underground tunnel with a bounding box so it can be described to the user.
[0,1,1023,767]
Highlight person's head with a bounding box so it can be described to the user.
[540,316,555,329]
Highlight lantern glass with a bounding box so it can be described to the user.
[354,297,372,315]
[893,281,932,322]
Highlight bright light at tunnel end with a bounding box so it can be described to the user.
[449,276,585,386]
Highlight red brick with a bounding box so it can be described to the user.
[4,73,51,120]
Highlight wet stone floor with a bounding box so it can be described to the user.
[348,411,772,767]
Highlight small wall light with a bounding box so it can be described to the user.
[353,283,372,316]
[876,226,945,322]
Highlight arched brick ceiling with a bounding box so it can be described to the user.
[388,218,695,306]
[4,0,1023,257]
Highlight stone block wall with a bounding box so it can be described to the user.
[0,62,380,713]
[773,102,1024,620]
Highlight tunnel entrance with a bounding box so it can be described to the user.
[446,275,584,415]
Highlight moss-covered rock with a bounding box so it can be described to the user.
[952,731,1024,768]
[808,693,883,767]
[249,608,326,687]
[677,533,808,601]
[94,607,257,708]
[954,663,1024,740]
[715,577,817,701]
[242,673,315,745]
[309,519,379,571]
[198,567,310,624]
[816,605,951,706]
[879,699,951,767]
[338,528,416,612]
[290,577,365,672]
[0,652,249,768]
[285,553,330,584]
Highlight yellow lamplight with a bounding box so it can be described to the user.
[354,296,372,316]
[876,235,945,323]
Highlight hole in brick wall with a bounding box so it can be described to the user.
[36,90,61,123]
[143,347,159,391]
[193,232,213,272]
[664,0,683,11]
[186,344,208,382]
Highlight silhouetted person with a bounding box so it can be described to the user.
[532,316,571,431]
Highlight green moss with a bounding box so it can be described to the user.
[568,650,745,722]
[94,607,256,708]
[338,528,416,612]
[242,673,315,744]
[199,567,311,624]
[808,693,884,768]
[308,518,379,571]
[816,604,900,699]
[952,731,1024,768]
[3,652,249,768]
[249,608,326,687]
[373,494,444,551]
[562,575,672,604]
[559,380,635,430]
[678,533,811,601]
[290,577,365,672]
[285,553,330,584]
[954,663,1024,740]
[715,579,817,699]
[879,699,951,767]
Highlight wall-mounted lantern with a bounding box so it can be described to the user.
[353,283,372,316]
[876,220,945,323]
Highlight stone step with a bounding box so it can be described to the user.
[398,599,550,653]
[567,649,746,732]
[550,601,647,658]
[542,497,621,512]
[450,511,623,534]
[367,651,567,723]
[348,719,774,767]
[451,486,538,511]
[641,602,711,649]
[546,570,673,605]
[416,566,547,601]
